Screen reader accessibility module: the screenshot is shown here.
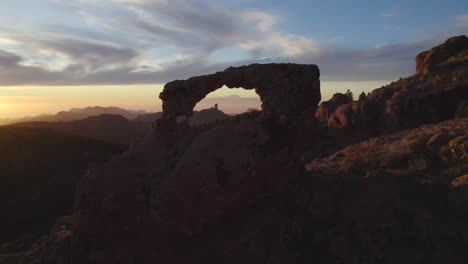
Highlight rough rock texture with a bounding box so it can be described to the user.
[20,37,468,264]
[300,120,468,264]
[315,93,352,122]
[309,35,468,158]
[159,63,320,122]
[155,63,320,146]
[416,35,468,74]
[20,119,468,264]
[307,118,468,181]
[22,63,320,263]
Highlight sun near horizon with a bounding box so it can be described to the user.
[0,0,467,118]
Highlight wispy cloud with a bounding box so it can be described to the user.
[456,13,468,24]
[0,0,466,86]
[381,6,400,17]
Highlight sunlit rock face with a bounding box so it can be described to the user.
[315,92,352,122]
[309,35,468,156]
[416,35,468,75]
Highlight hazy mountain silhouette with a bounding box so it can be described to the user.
[10,106,230,144]
[2,106,148,125]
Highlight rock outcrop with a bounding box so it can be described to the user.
[18,36,468,264]
[150,63,321,233]
[23,63,320,263]
[309,35,468,158]
[159,64,320,122]
[299,119,468,264]
[416,35,468,74]
[315,92,352,122]
[20,118,468,264]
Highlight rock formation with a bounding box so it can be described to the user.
[416,35,468,74]
[21,118,468,264]
[309,35,468,158]
[159,63,320,122]
[17,36,468,264]
[315,92,352,122]
[18,63,320,263]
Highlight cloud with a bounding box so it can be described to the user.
[0,0,322,85]
[0,49,64,85]
[0,0,466,86]
[305,39,438,81]
[35,38,141,70]
[0,50,22,66]
[456,14,468,25]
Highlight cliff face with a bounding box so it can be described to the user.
[18,36,468,264]
[313,35,468,156]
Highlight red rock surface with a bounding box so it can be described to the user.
[315,92,352,122]
[18,36,468,264]
[308,35,468,158]
[21,119,468,264]
[416,35,468,74]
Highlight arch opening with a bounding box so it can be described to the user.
[175,86,261,128]
[194,85,261,114]
[157,63,321,139]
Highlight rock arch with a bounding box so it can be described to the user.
[158,63,321,123]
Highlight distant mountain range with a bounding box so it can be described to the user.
[1,106,148,125]
[9,106,230,144]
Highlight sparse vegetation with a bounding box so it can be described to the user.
[454,100,468,119]
[345,89,354,101]
[358,91,367,101]
[193,108,262,133]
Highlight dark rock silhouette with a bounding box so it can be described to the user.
[11,114,146,144]
[159,64,320,122]
[0,127,126,247]
[17,63,320,263]
[187,106,228,126]
[15,36,468,264]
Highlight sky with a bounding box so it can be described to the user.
[0,0,467,118]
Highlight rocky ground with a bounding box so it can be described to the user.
[7,35,468,264]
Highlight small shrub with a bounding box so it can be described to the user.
[454,100,468,119]
[358,91,367,101]
[345,89,354,101]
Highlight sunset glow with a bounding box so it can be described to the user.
[0,0,467,118]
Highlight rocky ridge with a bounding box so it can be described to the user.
[15,36,468,264]
[312,35,468,157]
